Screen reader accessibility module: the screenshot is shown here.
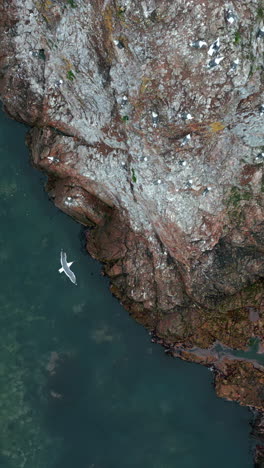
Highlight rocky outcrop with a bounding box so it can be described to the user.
[0,0,263,455]
[252,412,264,467]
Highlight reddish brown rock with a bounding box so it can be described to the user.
[215,358,264,410]
[252,412,264,468]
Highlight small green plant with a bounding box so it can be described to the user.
[66,70,75,81]
[234,30,241,45]
[67,0,77,7]
[257,5,264,19]
[227,187,251,207]
[224,186,253,225]
[117,6,126,16]
[131,168,137,183]
[121,115,129,122]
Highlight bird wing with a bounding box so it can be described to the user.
[60,249,66,267]
[60,250,77,284]
[64,266,77,285]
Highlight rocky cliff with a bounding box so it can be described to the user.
[0,0,264,458]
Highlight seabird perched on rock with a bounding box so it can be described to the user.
[179,112,193,121]
[255,152,264,161]
[59,250,77,285]
[257,27,264,39]
[151,111,159,128]
[230,58,239,71]
[181,134,191,146]
[208,56,224,68]
[202,187,212,195]
[190,40,207,49]
[185,179,193,188]
[121,95,128,107]
[65,196,75,207]
[113,39,125,49]
[259,104,264,115]
[208,38,220,56]
[55,79,63,87]
[225,9,236,25]
[178,160,187,166]
[47,156,60,163]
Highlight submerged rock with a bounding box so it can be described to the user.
[0,0,263,442]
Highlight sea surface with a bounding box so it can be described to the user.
[0,109,255,468]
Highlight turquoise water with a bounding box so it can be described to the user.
[0,109,255,468]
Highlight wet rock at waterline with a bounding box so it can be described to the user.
[0,0,263,454]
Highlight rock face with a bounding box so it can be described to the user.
[252,412,264,467]
[0,0,263,444]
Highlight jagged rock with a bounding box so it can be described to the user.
[251,411,264,468]
[0,0,263,432]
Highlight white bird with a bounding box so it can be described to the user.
[226,10,236,25]
[113,39,124,49]
[59,250,77,285]
[203,187,212,195]
[179,112,193,121]
[151,111,159,127]
[179,160,187,166]
[257,27,264,39]
[208,56,224,68]
[47,156,60,163]
[255,152,264,161]
[121,95,128,107]
[190,40,207,49]
[181,134,191,146]
[55,79,63,87]
[208,38,220,56]
[231,58,239,71]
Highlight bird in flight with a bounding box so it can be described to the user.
[58,250,77,285]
